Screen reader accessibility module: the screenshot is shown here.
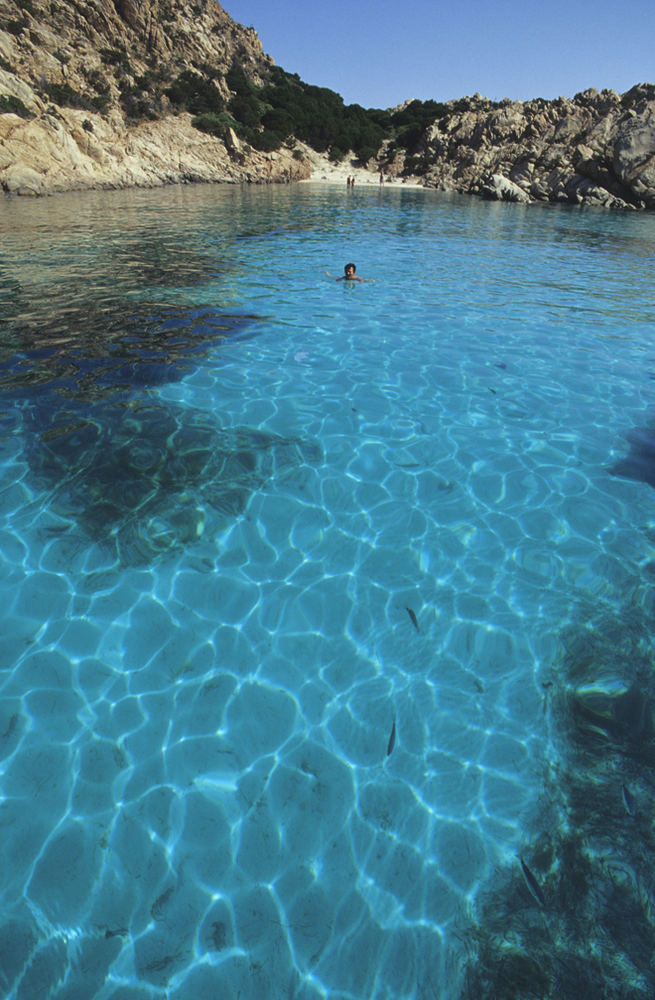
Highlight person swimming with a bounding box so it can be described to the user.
[336,262,364,283]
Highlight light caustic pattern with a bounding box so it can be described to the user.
[1,184,655,999]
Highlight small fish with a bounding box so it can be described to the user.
[621,783,636,817]
[487,386,497,395]
[151,886,174,921]
[387,716,396,756]
[405,606,419,631]
[519,857,545,907]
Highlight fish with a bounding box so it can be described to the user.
[387,716,396,756]
[519,857,545,907]
[103,927,128,940]
[621,783,636,817]
[405,606,419,631]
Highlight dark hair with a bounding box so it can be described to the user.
[344,262,356,271]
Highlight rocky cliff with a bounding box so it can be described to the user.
[0,0,311,194]
[412,86,655,210]
[1,0,654,208]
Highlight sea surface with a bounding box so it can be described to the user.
[1,182,655,1000]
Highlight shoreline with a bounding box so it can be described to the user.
[297,150,426,190]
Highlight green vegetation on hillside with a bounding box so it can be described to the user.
[0,94,32,117]
[174,60,476,171]
[168,61,469,170]
[3,13,490,176]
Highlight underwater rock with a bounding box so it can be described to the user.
[459,611,655,1000]
[570,683,655,764]
[26,397,321,566]
[0,304,261,398]
[610,422,655,489]
[612,683,654,744]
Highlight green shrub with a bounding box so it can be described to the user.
[246,127,282,152]
[86,68,110,95]
[226,66,258,97]
[159,0,175,21]
[165,70,223,115]
[120,93,158,120]
[90,94,111,112]
[41,81,95,110]
[402,154,429,176]
[182,61,463,168]
[354,145,379,166]
[191,111,236,137]
[5,19,26,35]
[229,92,261,127]
[0,94,32,117]
[135,70,157,90]
[329,145,347,162]
[261,107,293,138]
[99,47,131,71]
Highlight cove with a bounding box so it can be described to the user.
[1,182,655,1000]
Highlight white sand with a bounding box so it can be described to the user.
[298,148,425,189]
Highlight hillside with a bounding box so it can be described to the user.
[0,0,313,193]
[0,0,654,208]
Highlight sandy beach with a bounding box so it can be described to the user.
[298,148,426,189]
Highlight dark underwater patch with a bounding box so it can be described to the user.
[457,610,655,1000]
[0,304,262,399]
[109,238,222,288]
[25,396,321,566]
[610,421,655,489]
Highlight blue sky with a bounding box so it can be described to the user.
[222,0,654,110]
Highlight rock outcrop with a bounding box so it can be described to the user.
[415,87,655,210]
[0,0,311,194]
[1,0,654,208]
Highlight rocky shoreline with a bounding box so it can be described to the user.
[1,0,654,208]
[417,84,655,211]
[0,104,312,196]
[0,0,312,195]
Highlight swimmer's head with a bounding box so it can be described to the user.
[344,263,356,278]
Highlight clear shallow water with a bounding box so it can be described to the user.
[1,184,655,999]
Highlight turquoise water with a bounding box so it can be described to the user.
[1,183,655,999]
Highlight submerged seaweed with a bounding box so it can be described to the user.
[25,395,321,566]
[610,419,655,489]
[0,304,261,399]
[458,609,655,1000]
